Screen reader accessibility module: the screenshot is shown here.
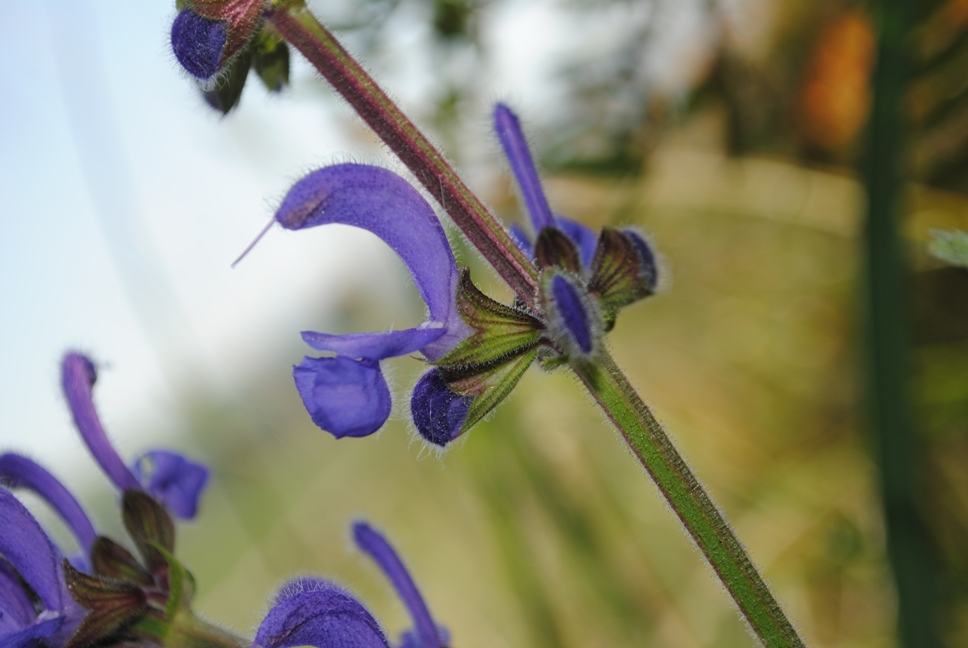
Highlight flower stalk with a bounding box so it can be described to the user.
[572,353,804,647]
[264,1,805,644]
[265,0,539,305]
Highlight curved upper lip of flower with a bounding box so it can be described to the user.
[276,163,473,439]
[59,352,209,520]
[275,163,469,360]
[0,487,83,647]
[254,521,444,648]
[0,454,98,556]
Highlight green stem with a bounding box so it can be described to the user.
[265,0,539,305]
[132,610,249,648]
[863,1,940,645]
[267,1,804,644]
[571,352,804,647]
[169,611,250,648]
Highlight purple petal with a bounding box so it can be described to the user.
[301,326,446,360]
[0,454,97,554]
[293,357,392,438]
[551,275,593,354]
[255,578,390,648]
[555,216,598,269]
[0,489,64,614]
[410,369,471,447]
[0,616,64,648]
[275,164,466,359]
[170,9,227,80]
[494,103,555,232]
[0,560,34,634]
[131,451,209,520]
[353,523,443,648]
[61,354,141,493]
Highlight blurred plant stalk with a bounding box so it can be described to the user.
[264,1,805,645]
[862,0,941,646]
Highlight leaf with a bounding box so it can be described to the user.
[149,544,196,616]
[928,228,968,268]
[253,31,290,92]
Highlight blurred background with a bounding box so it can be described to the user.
[2,0,968,645]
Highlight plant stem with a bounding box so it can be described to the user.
[571,352,804,647]
[265,0,539,305]
[862,0,939,645]
[267,1,804,643]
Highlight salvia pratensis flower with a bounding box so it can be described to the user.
[171,1,290,114]
[272,108,658,447]
[255,521,447,648]
[0,454,98,566]
[0,487,85,648]
[61,352,209,520]
[493,103,599,267]
[0,353,214,647]
[274,164,470,440]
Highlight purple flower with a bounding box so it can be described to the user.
[0,487,85,648]
[170,0,267,80]
[550,274,594,354]
[171,9,228,80]
[61,353,209,519]
[0,454,98,567]
[495,102,659,292]
[401,104,663,447]
[410,369,473,447]
[255,522,446,648]
[494,103,599,268]
[275,164,469,439]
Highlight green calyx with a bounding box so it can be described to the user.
[430,269,543,433]
[253,28,291,92]
[425,225,658,434]
[202,28,292,115]
[63,491,241,648]
[534,226,657,333]
[587,227,656,331]
[438,269,544,368]
[537,267,605,363]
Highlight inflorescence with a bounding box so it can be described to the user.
[275,104,659,447]
[1,354,449,648]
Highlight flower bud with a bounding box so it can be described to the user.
[411,369,473,447]
[171,9,227,80]
[539,270,603,360]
